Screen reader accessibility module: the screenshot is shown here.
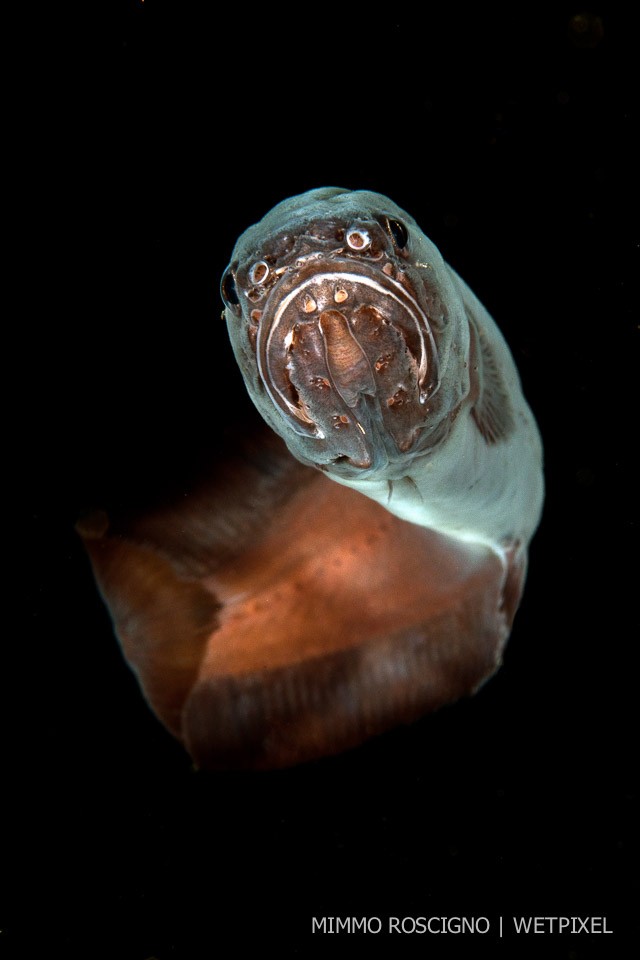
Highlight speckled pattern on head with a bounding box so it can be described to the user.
[223,188,544,557]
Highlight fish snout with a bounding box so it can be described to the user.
[245,260,440,473]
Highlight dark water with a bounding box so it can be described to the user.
[9,5,636,959]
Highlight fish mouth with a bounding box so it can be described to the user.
[253,257,440,473]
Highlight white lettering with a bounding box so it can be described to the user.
[311,916,382,934]
[313,913,611,937]
[512,916,613,935]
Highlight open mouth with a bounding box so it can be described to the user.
[253,258,440,470]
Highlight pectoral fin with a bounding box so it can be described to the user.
[79,429,516,770]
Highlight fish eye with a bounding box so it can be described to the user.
[221,269,240,307]
[386,218,409,249]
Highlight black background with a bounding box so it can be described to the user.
[8,3,637,958]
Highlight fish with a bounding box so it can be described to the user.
[80,188,544,770]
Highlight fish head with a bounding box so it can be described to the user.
[222,188,470,479]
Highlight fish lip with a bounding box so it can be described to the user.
[248,255,440,467]
[258,256,438,387]
[257,254,432,347]
[262,253,399,297]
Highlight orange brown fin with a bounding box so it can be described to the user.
[79,430,517,770]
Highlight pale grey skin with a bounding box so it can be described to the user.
[223,188,544,564]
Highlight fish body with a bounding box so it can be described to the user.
[78,188,546,771]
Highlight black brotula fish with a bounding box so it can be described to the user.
[81,189,544,769]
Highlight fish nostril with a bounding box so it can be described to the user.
[249,260,270,285]
[346,227,371,251]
